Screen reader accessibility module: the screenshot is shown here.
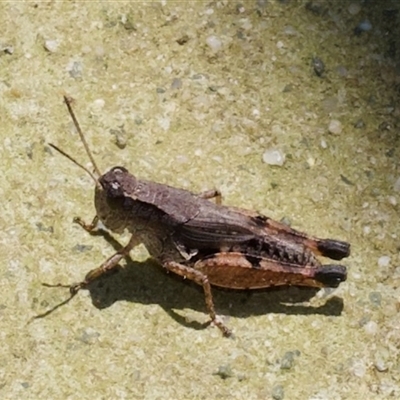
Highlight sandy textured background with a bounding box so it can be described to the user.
[1,1,399,398]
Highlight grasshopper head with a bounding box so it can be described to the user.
[95,166,138,233]
[54,96,140,235]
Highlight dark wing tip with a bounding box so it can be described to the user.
[317,239,350,260]
[314,265,347,288]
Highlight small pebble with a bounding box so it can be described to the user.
[95,46,104,58]
[394,177,400,192]
[336,65,348,77]
[364,320,378,335]
[374,359,388,372]
[348,3,361,15]
[379,121,392,131]
[328,119,342,135]
[77,327,100,344]
[44,39,60,53]
[92,98,105,110]
[280,216,291,226]
[110,127,127,149]
[213,365,234,380]
[322,96,338,113]
[36,222,54,233]
[354,119,365,129]
[306,157,315,167]
[388,196,397,206]
[358,19,372,32]
[1,43,14,54]
[378,256,390,268]
[82,45,91,54]
[158,116,170,131]
[171,78,182,90]
[369,291,382,307]
[236,4,245,13]
[73,244,93,253]
[176,34,189,45]
[121,12,136,31]
[284,25,297,35]
[280,350,300,370]
[257,0,268,9]
[395,267,400,279]
[312,56,325,77]
[305,1,327,16]
[374,348,389,372]
[271,385,285,400]
[282,84,293,92]
[352,360,366,378]
[354,19,372,35]
[66,60,83,79]
[262,148,286,166]
[206,35,222,52]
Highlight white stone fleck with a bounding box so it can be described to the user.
[393,177,400,192]
[157,116,170,131]
[92,98,105,110]
[262,148,286,166]
[374,359,388,372]
[240,18,252,30]
[351,360,366,378]
[358,20,372,32]
[364,320,378,335]
[378,255,390,268]
[328,119,342,135]
[206,36,222,52]
[348,3,361,15]
[307,157,315,167]
[212,155,222,163]
[388,195,397,206]
[44,39,60,53]
[284,25,297,36]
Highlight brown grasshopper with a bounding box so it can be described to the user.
[38,96,350,337]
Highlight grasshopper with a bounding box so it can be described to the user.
[38,96,350,337]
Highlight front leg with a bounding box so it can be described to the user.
[73,215,99,233]
[163,260,231,337]
[71,233,140,292]
[34,234,140,319]
[51,234,139,293]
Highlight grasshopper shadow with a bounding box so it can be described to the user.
[84,231,344,331]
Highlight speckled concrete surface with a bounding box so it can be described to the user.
[1,1,400,399]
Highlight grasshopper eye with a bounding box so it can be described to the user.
[110,182,121,190]
[110,166,128,174]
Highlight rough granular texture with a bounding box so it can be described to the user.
[1,1,399,399]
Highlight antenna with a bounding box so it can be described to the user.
[48,143,99,185]
[49,95,102,187]
[63,95,102,178]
